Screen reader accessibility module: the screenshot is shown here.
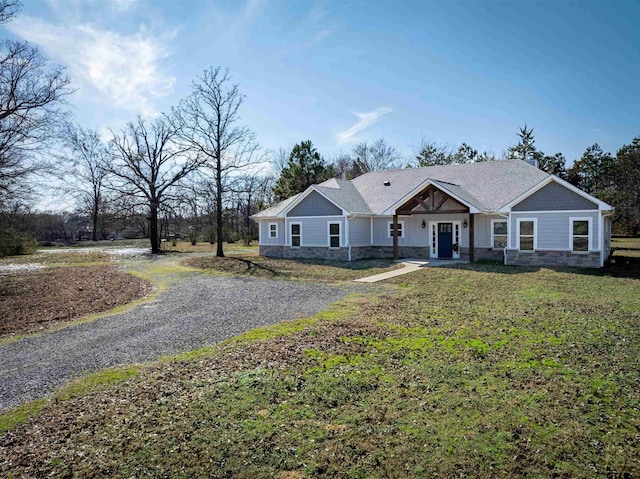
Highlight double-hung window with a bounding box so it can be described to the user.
[518,219,536,251]
[571,219,590,252]
[290,223,301,247]
[268,223,278,239]
[492,220,507,249]
[387,221,404,239]
[329,223,340,248]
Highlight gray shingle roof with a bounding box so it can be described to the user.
[255,160,551,217]
[352,160,550,213]
[315,179,373,214]
[252,192,303,218]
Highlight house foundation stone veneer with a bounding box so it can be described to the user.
[253,161,614,268]
[506,250,601,268]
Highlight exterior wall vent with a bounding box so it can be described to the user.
[383,181,391,186]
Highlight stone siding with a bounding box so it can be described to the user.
[473,248,504,263]
[506,250,600,268]
[261,244,601,268]
[260,245,284,258]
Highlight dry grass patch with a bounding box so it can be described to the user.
[183,255,400,282]
[1,265,638,478]
[0,265,151,337]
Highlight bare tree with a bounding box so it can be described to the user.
[0,2,71,205]
[174,66,264,257]
[59,125,110,241]
[265,146,288,176]
[106,114,204,254]
[0,1,20,24]
[352,138,402,172]
[331,152,353,180]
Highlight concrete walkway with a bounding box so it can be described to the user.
[354,259,466,283]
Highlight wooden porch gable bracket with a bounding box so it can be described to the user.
[396,185,469,216]
[392,184,472,261]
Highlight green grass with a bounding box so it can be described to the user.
[2,264,639,478]
[0,367,140,434]
[612,236,640,258]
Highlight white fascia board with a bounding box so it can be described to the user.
[278,187,315,217]
[279,185,347,217]
[499,176,613,213]
[382,179,480,215]
[551,175,613,210]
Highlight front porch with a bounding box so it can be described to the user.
[390,183,475,262]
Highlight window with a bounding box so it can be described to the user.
[492,220,507,249]
[431,223,437,255]
[387,221,404,238]
[518,219,535,251]
[290,223,301,247]
[268,223,278,239]
[329,223,340,248]
[572,219,590,252]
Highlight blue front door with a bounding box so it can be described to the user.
[438,223,453,259]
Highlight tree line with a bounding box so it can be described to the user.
[272,129,639,235]
[1,1,638,257]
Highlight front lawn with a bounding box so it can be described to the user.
[1,264,639,478]
[183,255,401,282]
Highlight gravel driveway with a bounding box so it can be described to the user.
[0,275,359,410]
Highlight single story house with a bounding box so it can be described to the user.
[253,160,614,268]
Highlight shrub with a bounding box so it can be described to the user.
[0,228,38,257]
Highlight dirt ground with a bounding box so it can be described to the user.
[0,266,151,337]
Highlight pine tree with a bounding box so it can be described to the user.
[273,141,334,200]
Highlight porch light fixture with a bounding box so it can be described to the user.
[421,219,426,229]
[463,219,468,228]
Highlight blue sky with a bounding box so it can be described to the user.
[3,0,639,168]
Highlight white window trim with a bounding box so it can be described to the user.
[428,221,462,259]
[328,222,341,249]
[387,220,405,239]
[491,219,508,250]
[570,217,592,253]
[516,218,537,252]
[268,222,278,239]
[290,222,302,248]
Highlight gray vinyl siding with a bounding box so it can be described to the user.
[474,214,506,248]
[512,181,598,211]
[348,217,371,246]
[509,212,600,250]
[372,214,469,246]
[288,217,344,247]
[259,219,284,245]
[288,191,342,217]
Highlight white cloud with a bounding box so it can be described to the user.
[337,107,393,145]
[110,0,138,12]
[6,16,176,117]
